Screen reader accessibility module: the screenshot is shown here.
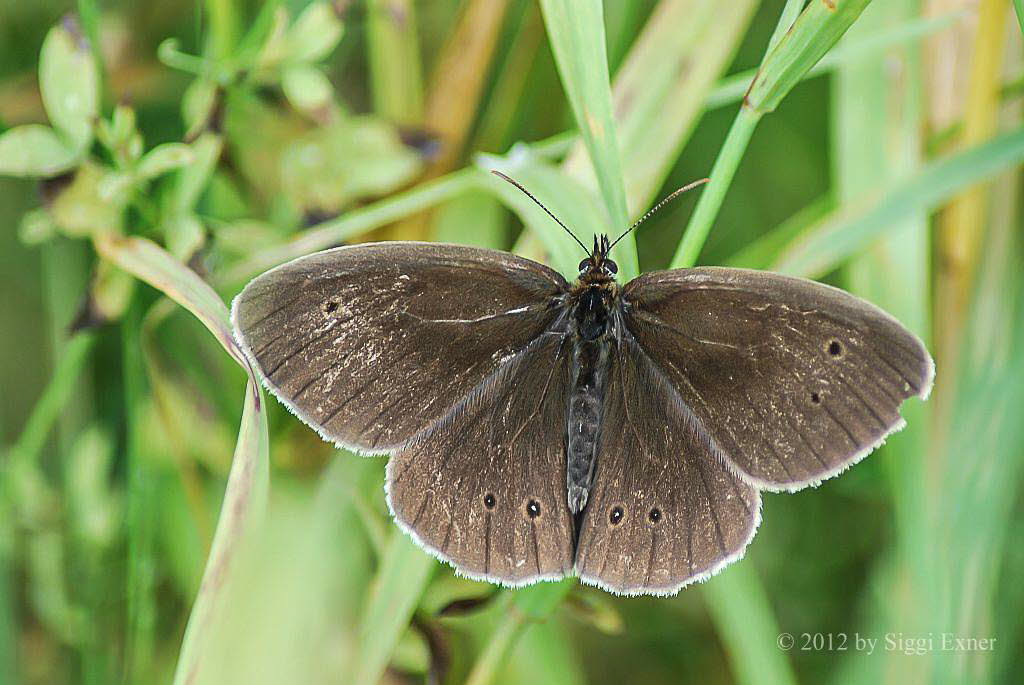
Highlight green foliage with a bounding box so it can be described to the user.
[1,2,1022,684]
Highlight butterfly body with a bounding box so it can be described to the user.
[232,238,933,595]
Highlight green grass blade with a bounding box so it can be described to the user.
[465,579,575,685]
[701,564,797,685]
[764,127,1024,278]
[829,5,931,682]
[6,333,96,470]
[1014,0,1024,35]
[593,0,757,213]
[95,235,247,366]
[746,0,874,114]
[123,300,157,681]
[90,234,271,685]
[669,106,759,269]
[671,0,875,269]
[539,0,635,276]
[366,0,424,124]
[353,533,435,685]
[705,9,965,110]
[766,0,807,52]
[218,169,480,287]
[173,377,269,685]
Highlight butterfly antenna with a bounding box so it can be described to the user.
[491,170,590,255]
[607,177,710,251]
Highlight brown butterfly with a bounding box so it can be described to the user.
[232,173,933,595]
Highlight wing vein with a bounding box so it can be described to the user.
[265,321,338,379]
[696,461,728,557]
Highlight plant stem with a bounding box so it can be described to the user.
[218,168,481,287]
[7,333,95,468]
[670,106,759,268]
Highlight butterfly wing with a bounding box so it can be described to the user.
[386,331,576,585]
[231,241,569,454]
[574,334,761,595]
[620,267,934,490]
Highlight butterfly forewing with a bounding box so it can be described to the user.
[232,242,569,453]
[574,333,761,595]
[621,267,934,491]
[387,330,575,585]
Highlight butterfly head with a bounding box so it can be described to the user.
[578,234,618,280]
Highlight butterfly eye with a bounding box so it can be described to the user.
[578,258,591,272]
[605,260,618,275]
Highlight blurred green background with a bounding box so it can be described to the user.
[1,1,1022,683]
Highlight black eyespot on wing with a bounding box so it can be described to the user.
[483,493,496,510]
[323,300,339,314]
[648,507,662,524]
[526,499,541,519]
[810,391,821,404]
[609,506,624,525]
[828,340,843,357]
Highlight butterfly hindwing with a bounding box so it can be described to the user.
[386,330,576,585]
[574,332,761,595]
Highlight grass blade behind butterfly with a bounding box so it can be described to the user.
[352,533,435,685]
[756,128,1024,278]
[91,234,270,685]
[671,0,874,269]
[829,5,932,682]
[539,0,634,277]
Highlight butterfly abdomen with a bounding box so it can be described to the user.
[567,286,614,513]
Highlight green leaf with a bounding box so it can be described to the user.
[281,65,335,115]
[50,162,128,237]
[285,2,344,63]
[136,143,195,181]
[279,117,422,212]
[39,16,99,151]
[539,0,634,277]
[183,78,219,139]
[0,125,79,177]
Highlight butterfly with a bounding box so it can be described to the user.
[231,172,933,595]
